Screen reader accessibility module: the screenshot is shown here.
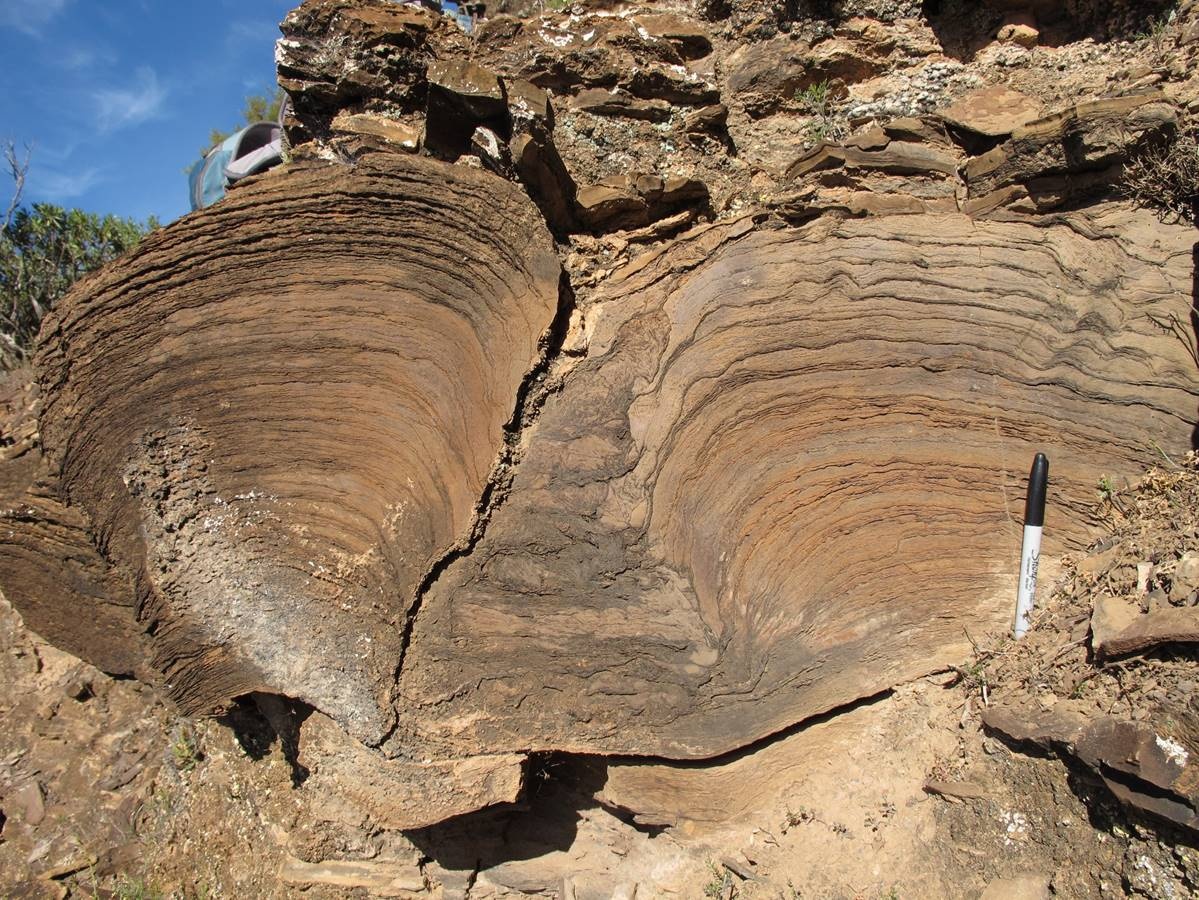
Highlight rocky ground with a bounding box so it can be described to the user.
[3,0,1199,896]
[3,451,1199,899]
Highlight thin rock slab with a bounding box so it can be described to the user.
[984,706,1199,834]
[26,153,562,745]
[398,205,1198,762]
[1091,594,1199,660]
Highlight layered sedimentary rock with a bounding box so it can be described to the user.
[3,0,1199,833]
[26,154,561,745]
[397,207,1199,760]
[0,376,147,676]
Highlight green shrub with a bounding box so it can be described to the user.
[1,145,156,369]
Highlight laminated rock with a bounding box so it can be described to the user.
[18,153,562,749]
[963,93,1178,198]
[786,141,960,180]
[569,88,671,122]
[398,207,1199,761]
[0,376,149,677]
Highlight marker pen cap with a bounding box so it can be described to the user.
[1024,452,1049,528]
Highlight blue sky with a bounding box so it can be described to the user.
[1,0,296,224]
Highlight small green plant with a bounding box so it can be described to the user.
[795,80,845,146]
[702,860,735,899]
[1097,474,1115,501]
[1133,8,1174,42]
[170,725,202,772]
[113,876,164,900]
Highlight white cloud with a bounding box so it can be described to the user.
[0,0,68,35]
[61,44,116,70]
[92,66,167,133]
[32,166,103,202]
[226,19,277,45]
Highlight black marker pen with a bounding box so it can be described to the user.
[1014,452,1048,639]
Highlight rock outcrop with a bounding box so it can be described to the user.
[398,207,1198,761]
[3,0,1199,835]
[27,154,561,746]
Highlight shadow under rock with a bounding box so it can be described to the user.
[404,753,609,895]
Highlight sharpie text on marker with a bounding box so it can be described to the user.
[1013,452,1049,639]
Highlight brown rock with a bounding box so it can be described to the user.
[997,22,1040,47]
[985,707,1199,834]
[684,103,729,132]
[508,78,553,127]
[632,13,713,59]
[939,85,1043,138]
[12,781,45,826]
[847,126,889,150]
[1091,594,1199,659]
[787,142,960,179]
[1172,551,1199,602]
[279,855,426,896]
[575,184,649,231]
[0,377,148,677]
[569,87,671,122]
[725,35,882,118]
[277,0,434,144]
[575,173,709,232]
[330,111,421,150]
[624,64,719,106]
[298,712,526,829]
[923,780,990,801]
[427,58,505,115]
[962,184,1029,217]
[964,93,1177,197]
[400,208,1198,760]
[512,132,578,235]
[979,874,1051,900]
[884,117,952,146]
[16,153,561,746]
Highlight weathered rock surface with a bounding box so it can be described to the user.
[5,0,1199,839]
[985,706,1199,834]
[24,153,561,746]
[938,85,1042,139]
[1091,594,1199,659]
[0,376,148,677]
[398,207,1198,760]
[963,93,1178,198]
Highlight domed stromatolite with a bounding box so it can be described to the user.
[398,207,1199,759]
[29,154,562,744]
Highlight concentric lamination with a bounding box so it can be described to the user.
[399,209,1199,759]
[31,154,562,743]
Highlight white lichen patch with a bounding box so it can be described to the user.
[1155,734,1189,767]
[1000,809,1029,846]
